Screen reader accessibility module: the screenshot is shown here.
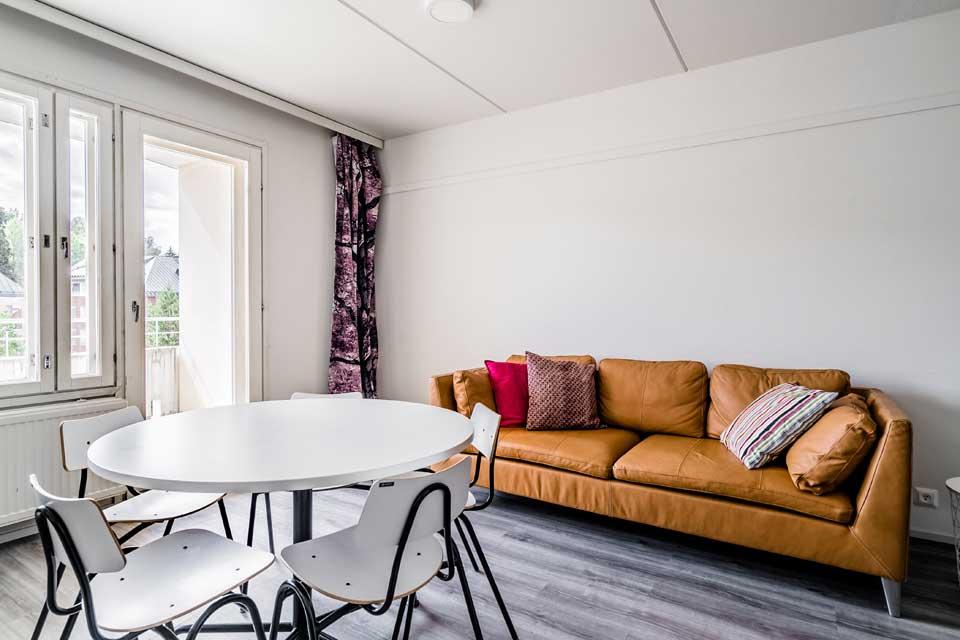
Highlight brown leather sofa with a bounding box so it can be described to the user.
[429,357,912,616]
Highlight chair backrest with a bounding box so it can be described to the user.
[290,391,363,400]
[60,406,144,472]
[470,403,501,460]
[30,475,125,574]
[356,458,470,548]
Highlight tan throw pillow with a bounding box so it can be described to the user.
[526,351,601,430]
[452,368,496,417]
[786,394,877,495]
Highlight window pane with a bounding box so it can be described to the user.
[69,112,100,377]
[0,92,35,384]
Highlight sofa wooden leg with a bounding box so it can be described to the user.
[881,577,902,617]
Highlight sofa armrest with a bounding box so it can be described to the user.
[429,373,457,412]
[849,388,912,581]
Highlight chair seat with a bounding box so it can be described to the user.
[280,525,443,605]
[612,435,854,523]
[103,490,225,523]
[92,529,274,632]
[496,427,643,479]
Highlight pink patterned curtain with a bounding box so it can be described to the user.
[328,135,382,397]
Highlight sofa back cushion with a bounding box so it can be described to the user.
[452,368,497,418]
[598,359,707,437]
[707,364,850,438]
[507,354,596,367]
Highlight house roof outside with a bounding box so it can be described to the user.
[144,254,179,296]
[0,271,23,297]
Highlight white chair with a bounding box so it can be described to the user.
[271,458,483,640]
[243,391,364,591]
[403,403,518,638]
[30,475,273,640]
[290,391,363,400]
[31,406,232,640]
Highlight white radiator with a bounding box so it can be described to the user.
[0,397,128,532]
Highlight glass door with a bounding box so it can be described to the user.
[122,112,262,417]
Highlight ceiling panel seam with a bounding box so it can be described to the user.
[649,0,688,72]
[335,0,506,114]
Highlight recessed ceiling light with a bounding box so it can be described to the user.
[425,0,474,23]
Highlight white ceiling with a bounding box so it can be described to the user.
[39,0,960,140]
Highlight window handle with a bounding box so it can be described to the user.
[131,300,140,323]
[60,236,69,259]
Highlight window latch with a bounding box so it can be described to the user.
[60,236,69,259]
[131,300,140,323]
[43,354,52,370]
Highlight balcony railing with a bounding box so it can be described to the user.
[146,316,180,348]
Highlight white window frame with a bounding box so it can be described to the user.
[54,92,116,391]
[0,70,117,408]
[0,72,55,399]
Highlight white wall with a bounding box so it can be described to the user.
[0,4,336,400]
[379,11,960,538]
[178,160,232,410]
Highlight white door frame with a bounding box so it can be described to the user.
[121,110,263,415]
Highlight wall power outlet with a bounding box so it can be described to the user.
[914,487,939,508]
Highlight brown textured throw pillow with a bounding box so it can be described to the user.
[452,368,496,418]
[786,394,878,495]
[526,351,601,430]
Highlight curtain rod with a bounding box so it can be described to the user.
[1,0,385,149]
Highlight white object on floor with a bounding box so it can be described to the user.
[290,391,362,399]
[87,399,473,493]
[92,529,274,632]
[279,458,471,604]
[60,406,226,519]
[103,489,224,523]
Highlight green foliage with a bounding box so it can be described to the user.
[70,216,86,266]
[0,307,24,357]
[146,288,179,348]
[0,207,23,285]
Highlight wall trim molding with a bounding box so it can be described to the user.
[0,0,384,148]
[910,527,953,545]
[384,89,960,195]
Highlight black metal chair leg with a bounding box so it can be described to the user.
[186,592,267,640]
[455,517,481,573]
[57,590,83,640]
[30,562,65,640]
[162,518,175,536]
[461,515,519,639]
[270,580,318,640]
[217,498,233,540]
[402,591,415,640]
[263,493,275,554]
[453,548,484,639]
[391,596,408,640]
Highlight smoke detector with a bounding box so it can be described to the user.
[425,0,475,23]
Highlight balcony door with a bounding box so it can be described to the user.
[122,112,262,417]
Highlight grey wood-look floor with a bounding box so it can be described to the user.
[2,489,960,640]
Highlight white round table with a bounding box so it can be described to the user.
[87,398,472,636]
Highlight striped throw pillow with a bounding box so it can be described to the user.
[721,383,839,469]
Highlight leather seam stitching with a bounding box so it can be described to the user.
[616,467,850,520]
[848,527,894,577]
[615,470,850,522]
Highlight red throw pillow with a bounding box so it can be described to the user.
[484,360,528,426]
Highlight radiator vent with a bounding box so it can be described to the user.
[0,397,127,528]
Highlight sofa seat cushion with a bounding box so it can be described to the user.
[612,435,853,523]
[496,428,642,479]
